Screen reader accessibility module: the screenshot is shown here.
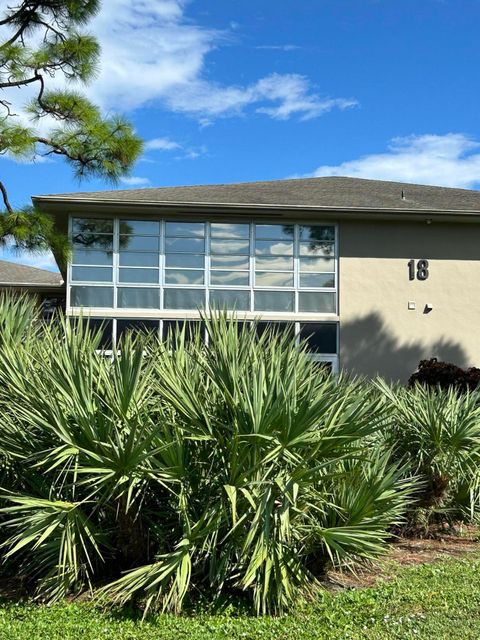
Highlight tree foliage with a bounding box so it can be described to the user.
[0,1,143,259]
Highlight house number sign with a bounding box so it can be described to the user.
[408,259,429,281]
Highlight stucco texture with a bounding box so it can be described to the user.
[339,220,480,382]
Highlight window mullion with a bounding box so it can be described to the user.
[160,220,165,310]
[205,221,210,311]
[294,224,299,313]
[67,215,73,312]
[113,217,119,309]
[250,222,255,312]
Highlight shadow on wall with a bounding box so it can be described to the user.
[340,312,468,383]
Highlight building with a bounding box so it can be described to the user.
[0,259,65,317]
[33,176,480,381]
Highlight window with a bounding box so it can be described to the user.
[71,219,114,284]
[116,319,160,340]
[69,218,337,314]
[71,319,339,372]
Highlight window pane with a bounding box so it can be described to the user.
[165,253,204,269]
[210,271,249,286]
[119,252,158,267]
[210,223,249,238]
[255,272,294,287]
[119,220,160,235]
[255,255,293,270]
[254,291,294,312]
[298,292,336,313]
[119,235,159,251]
[299,241,335,257]
[89,319,113,350]
[119,268,159,284]
[117,319,159,340]
[73,234,112,250]
[71,266,112,282]
[255,224,294,240]
[210,239,250,255]
[255,240,293,256]
[300,273,335,288]
[165,222,205,237]
[117,288,159,309]
[299,323,337,354]
[72,249,113,266]
[256,321,295,340]
[165,269,204,285]
[210,254,250,270]
[72,218,113,234]
[299,257,335,272]
[209,289,249,310]
[162,321,205,342]
[70,286,113,308]
[165,237,205,253]
[299,225,335,242]
[164,288,205,310]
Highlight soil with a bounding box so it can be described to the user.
[326,525,480,590]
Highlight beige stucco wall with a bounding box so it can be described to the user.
[339,219,480,381]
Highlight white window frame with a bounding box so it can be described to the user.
[68,216,338,318]
[67,215,340,368]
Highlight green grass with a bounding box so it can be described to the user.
[1,557,480,640]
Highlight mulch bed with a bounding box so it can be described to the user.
[326,525,480,590]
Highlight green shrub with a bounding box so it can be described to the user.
[0,298,413,614]
[377,379,480,527]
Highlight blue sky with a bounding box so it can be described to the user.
[2,0,480,270]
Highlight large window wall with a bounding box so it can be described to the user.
[68,217,339,368]
[69,218,337,314]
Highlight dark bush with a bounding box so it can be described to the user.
[408,357,480,391]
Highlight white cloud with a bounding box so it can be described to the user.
[144,137,181,151]
[88,0,212,112]
[253,74,356,121]
[119,176,151,186]
[142,137,206,161]
[304,134,480,188]
[163,73,356,122]
[86,0,355,122]
[175,144,208,160]
[255,44,300,51]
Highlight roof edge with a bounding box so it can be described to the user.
[31,195,480,217]
[0,282,64,287]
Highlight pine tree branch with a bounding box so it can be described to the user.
[0,180,13,213]
[0,74,41,89]
[0,99,16,117]
[0,1,43,41]
[35,136,87,164]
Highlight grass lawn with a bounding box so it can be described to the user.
[1,555,480,640]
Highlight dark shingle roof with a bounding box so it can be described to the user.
[0,260,63,287]
[34,177,480,212]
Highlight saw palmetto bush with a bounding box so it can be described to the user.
[0,299,413,614]
[0,291,40,348]
[377,380,480,527]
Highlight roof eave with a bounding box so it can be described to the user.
[0,282,64,288]
[31,195,480,221]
